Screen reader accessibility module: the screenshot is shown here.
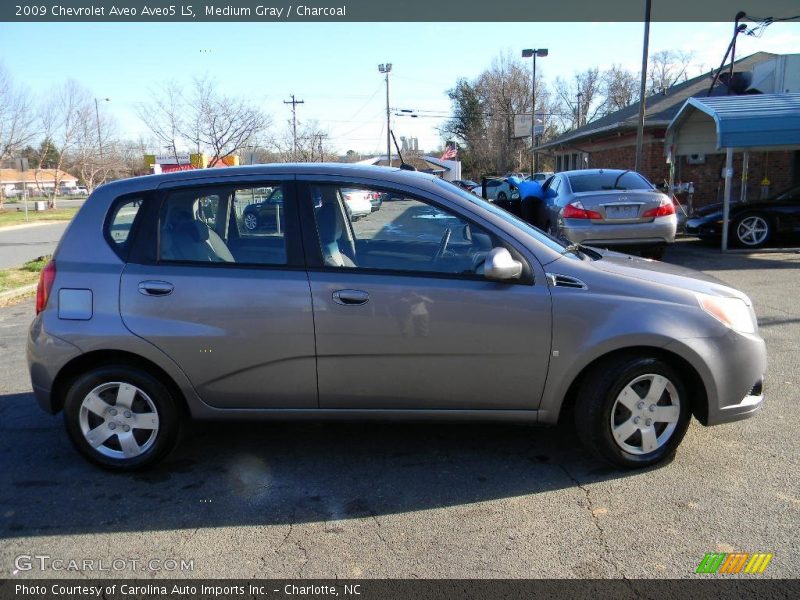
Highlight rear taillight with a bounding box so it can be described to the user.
[35,260,56,315]
[642,200,676,218]
[562,201,602,220]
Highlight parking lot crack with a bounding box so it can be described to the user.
[371,515,398,557]
[558,464,639,596]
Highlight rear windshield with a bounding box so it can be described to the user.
[568,171,653,193]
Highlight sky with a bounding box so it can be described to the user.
[1,21,798,156]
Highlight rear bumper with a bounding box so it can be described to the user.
[27,314,82,414]
[562,216,677,246]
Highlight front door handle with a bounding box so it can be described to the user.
[138,280,174,297]
[332,289,369,306]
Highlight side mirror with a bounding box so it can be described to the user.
[484,247,523,281]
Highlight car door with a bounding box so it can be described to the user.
[299,178,553,411]
[119,177,318,409]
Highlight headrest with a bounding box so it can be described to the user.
[176,220,210,242]
[317,203,342,244]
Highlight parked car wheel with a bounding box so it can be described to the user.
[63,366,181,471]
[574,355,691,468]
[734,214,771,248]
[243,212,259,231]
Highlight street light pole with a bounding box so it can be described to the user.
[522,49,548,176]
[378,63,393,167]
[94,97,110,160]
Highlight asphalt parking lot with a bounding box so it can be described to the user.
[0,239,798,579]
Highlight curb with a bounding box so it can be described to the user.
[0,283,37,305]
[0,220,70,233]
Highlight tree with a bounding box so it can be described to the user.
[0,63,36,163]
[270,120,335,163]
[647,50,694,95]
[603,64,640,113]
[138,76,271,166]
[35,80,89,207]
[554,68,603,130]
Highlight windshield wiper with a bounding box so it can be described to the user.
[563,241,601,260]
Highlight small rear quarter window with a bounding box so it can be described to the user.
[106,197,143,256]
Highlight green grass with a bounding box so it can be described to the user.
[0,207,78,227]
[0,255,51,294]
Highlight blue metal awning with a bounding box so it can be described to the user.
[666,93,800,152]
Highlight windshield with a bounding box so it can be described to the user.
[568,171,653,192]
[432,178,573,255]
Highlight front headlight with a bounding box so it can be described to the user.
[696,293,755,334]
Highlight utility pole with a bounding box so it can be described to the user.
[634,0,651,173]
[283,94,305,158]
[94,97,110,160]
[378,63,392,167]
[576,91,583,128]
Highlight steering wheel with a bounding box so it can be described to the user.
[431,227,452,263]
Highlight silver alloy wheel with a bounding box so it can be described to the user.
[736,215,769,246]
[78,382,160,459]
[244,213,258,231]
[609,373,680,455]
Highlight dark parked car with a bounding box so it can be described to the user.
[29,164,765,471]
[241,187,284,231]
[452,179,478,191]
[686,184,800,248]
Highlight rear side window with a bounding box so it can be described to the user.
[107,198,143,257]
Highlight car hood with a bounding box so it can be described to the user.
[589,251,748,300]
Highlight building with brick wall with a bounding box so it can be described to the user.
[537,52,800,210]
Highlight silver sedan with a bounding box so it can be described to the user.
[541,169,677,259]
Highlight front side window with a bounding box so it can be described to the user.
[309,184,500,277]
[159,185,289,265]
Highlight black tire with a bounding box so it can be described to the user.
[63,366,182,471]
[732,213,771,248]
[574,355,692,469]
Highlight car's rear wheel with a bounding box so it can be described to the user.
[243,212,258,231]
[734,214,770,248]
[574,355,691,468]
[63,366,181,471]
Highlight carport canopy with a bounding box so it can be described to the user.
[665,93,800,250]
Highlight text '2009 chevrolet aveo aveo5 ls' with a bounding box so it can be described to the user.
[28,164,767,471]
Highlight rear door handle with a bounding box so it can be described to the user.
[332,289,369,306]
[138,280,174,297]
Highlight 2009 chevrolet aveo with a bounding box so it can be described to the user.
[28,164,766,471]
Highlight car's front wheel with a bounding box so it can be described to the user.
[574,355,691,468]
[63,366,181,470]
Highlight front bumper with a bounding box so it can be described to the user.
[561,215,677,246]
[664,330,767,426]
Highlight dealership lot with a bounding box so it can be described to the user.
[0,240,798,578]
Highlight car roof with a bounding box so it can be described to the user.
[556,168,639,177]
[95,163,442,195]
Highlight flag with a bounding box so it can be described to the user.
[440,144,457,160]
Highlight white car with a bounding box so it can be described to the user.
[341,188,373,220]
[470,179,517,201]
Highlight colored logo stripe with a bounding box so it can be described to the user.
[696,552,773,574]
[744,553,773,574]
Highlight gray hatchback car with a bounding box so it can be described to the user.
[28,164,766,471]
